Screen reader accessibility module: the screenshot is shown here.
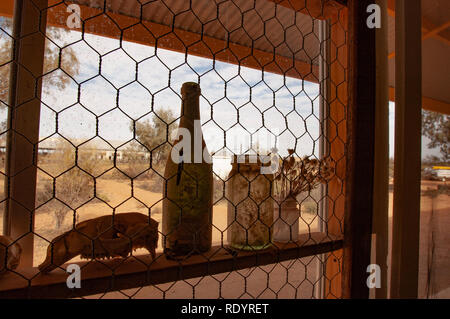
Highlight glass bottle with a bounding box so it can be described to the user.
[162,82,213,257]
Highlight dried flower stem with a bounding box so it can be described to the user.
[274,149,335,201]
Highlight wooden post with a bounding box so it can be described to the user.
[342,0,376,299]
[324,7,348,299]
[390,0,422,299]
[371,0,389,299]
[3,0,47,267]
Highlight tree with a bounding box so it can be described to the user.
[422,110,450,163]
[37,142,97,229]
[122,141,149,178]
[0,17,80,117]
[133,109,177,167]
[422,155,446,167]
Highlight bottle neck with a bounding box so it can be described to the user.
[175,82,209,163]
[179,82,201,133]
[180,94,200,132]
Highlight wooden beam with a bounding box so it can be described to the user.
[0,1,14,18]
[388,20,450,59]
[372,0,389,299]
[342,0,376,299]
[0,233,343,298]
[389,87,450,115]
[387,0,450,48]
[3,0,48,267]
[420,96,450,115]
[422,20,450,41]
[268,0,345,22]
[387,1,395,18]
[391,0,421,299]
[422,22,450,47]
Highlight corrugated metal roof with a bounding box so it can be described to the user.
[64,0,450,106]
[73,0,321,65]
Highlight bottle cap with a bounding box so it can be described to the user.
[181,82,201,97]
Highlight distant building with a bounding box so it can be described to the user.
[432,166,450,181]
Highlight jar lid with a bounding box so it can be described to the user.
[229,154,274,174]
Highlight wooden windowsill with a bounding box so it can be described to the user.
[0,232,342,298]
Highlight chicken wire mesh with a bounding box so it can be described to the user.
[0,0,347,299]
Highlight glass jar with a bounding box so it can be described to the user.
[226,155,274,250]
[273,196,300,243]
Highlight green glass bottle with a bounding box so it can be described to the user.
[162,82,213,258]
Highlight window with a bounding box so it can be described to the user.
[0,0,348,299]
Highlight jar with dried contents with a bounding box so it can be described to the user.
[226,155,274,250]
[273,196,300,243]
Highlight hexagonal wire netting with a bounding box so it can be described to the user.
[0,0,347,298]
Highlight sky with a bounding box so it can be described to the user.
[388,102,441,159]
[0,17,442,166]
[37,27,322,160]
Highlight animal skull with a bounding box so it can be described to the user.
[0,235,22,276]
[39,213,159,273]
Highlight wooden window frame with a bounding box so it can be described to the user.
[0,0,375,299]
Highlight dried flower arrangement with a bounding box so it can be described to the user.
[274,149,335,201]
